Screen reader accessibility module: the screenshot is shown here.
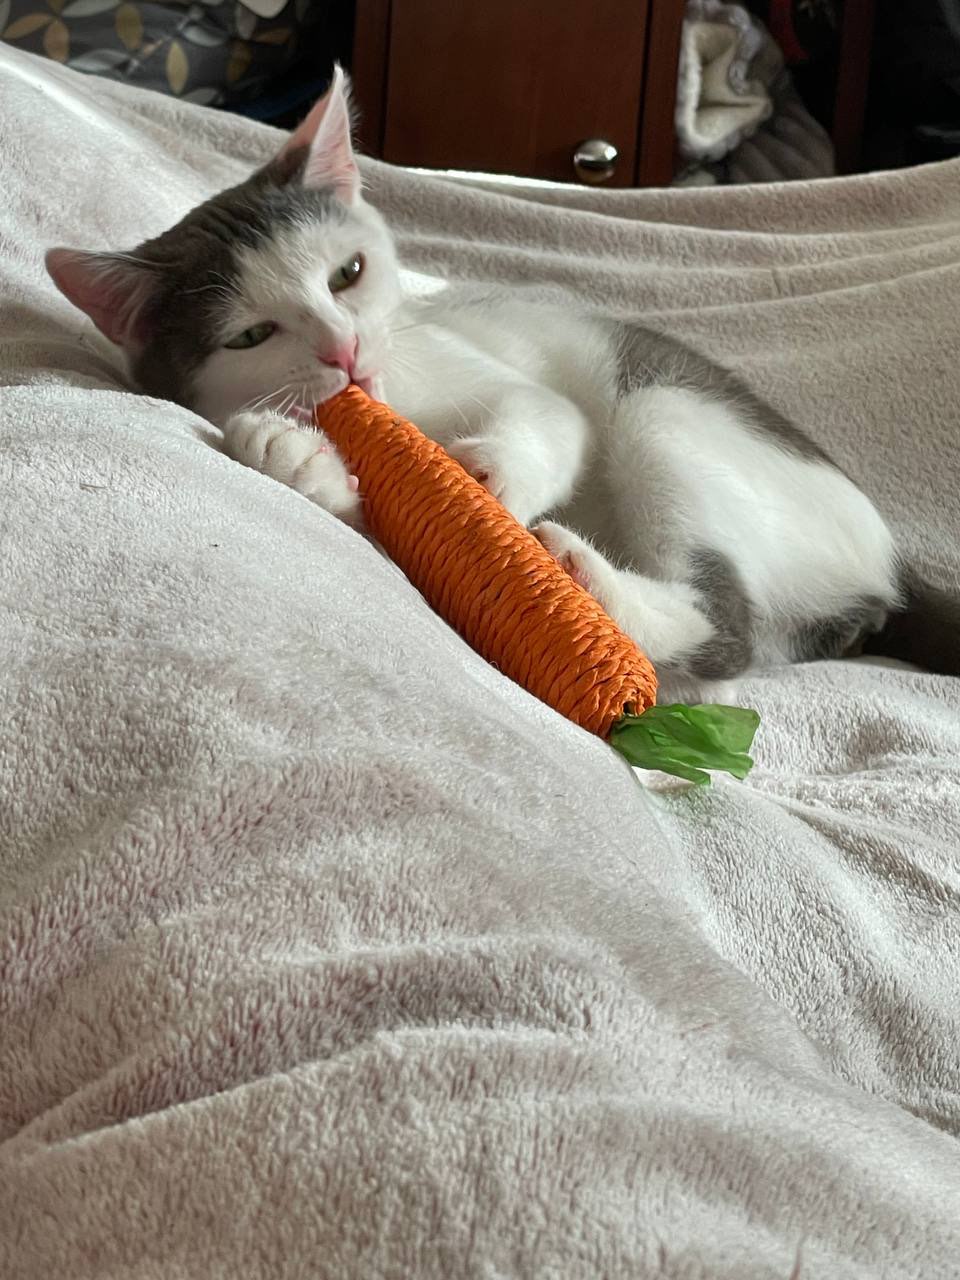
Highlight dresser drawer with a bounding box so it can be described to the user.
[354,0,662,187]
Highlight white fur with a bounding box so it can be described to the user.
[602,383,898,666]
[47,70,898,692]
[222,409,361,527]
[387,297,897,678]
[221,283,898,695]
[199,213,398,427]
[532,519,717,671]
[191,77,900,697]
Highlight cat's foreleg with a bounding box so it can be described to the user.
[446,385,589,526]
[221,410,362,527]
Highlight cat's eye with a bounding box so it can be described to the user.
[329,254,364,293]
[224,321,277,350]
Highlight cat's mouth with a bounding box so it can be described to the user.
[351,373,378,397]
[282,375,378,425]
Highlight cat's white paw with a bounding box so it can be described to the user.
[447,435,555,525]
[221,409,361,527]
[532,522,619,609]
[655,674,740,708]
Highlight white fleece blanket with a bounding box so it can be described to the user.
[2,46,960,1279]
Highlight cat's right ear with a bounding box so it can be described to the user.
[270,64,360,203]
[45,248,158,352]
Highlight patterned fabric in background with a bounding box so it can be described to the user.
[0,0,324,108]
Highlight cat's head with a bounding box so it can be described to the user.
[46,66,399,427]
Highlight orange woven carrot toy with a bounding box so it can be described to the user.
[316,386,759,784]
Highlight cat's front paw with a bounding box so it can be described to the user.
[221,410,361,527]
[447,435,554,526]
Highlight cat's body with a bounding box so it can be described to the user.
[45,69,959,699]
[381,290,899,698]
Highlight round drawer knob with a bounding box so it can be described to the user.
[572,138,619,184]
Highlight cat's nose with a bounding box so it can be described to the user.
[319,336,358,373]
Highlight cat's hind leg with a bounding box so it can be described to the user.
[533,522,751,703]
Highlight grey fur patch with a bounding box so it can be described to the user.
[792,597,890,661]
[686,547,755,679]
[615,322,835,465]
[123,146,344,407]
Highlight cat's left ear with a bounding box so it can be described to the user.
[274,65,360,203]
[45,248,158,351]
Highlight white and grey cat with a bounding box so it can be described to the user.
[46,68,958,698]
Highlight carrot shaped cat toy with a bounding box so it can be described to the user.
[317,386,759,785]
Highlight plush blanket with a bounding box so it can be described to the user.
[2,44,960,1279]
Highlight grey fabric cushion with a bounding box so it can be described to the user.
[0,0,323,107]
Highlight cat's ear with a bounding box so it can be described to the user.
[274,65,360,203]
[46,248,158,351]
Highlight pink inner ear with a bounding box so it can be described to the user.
[284,95,328,157]
[46,248,155,350]
[276,65,360,202]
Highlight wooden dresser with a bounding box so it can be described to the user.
[349,0,878,188]
[350,0,687,188]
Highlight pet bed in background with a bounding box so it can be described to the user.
[675,0,835,185]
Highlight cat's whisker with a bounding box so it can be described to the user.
[235,382,297,415]
[258,384,296,409]
[463,392,495,419]
[446,398,472,431]
[276,391,297,419]
[235,391,278,414]
[380,349,423,383]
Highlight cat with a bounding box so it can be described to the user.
[45,67,959,700]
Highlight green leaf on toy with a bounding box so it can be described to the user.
[608,704,760,785]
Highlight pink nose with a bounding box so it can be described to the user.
[319,336,357,373]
